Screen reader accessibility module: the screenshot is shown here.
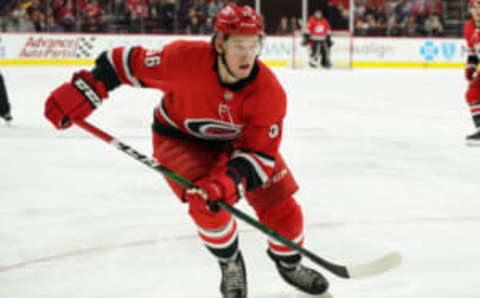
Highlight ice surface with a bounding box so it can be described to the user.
[0,66,479,298]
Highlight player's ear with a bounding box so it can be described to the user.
[215,38,224,54]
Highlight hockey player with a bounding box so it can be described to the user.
[464,0,480,145]
[305,10,333,68]
[43,5,329,298]
[0,70,12,123]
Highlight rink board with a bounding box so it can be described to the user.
[0,33,467,68]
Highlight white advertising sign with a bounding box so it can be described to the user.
[0,33,467,68]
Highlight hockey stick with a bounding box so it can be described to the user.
[73,119,402,279]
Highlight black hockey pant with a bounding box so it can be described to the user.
[0,72,11,115]
[310,41,331,68]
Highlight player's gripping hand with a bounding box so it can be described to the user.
[184,172,243,215]
[465,65,476,82]
[44,71,108,129]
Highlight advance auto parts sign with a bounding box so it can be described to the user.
[19,36,96,59]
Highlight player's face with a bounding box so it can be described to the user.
[222,35,261,79]
[471,4,480,21]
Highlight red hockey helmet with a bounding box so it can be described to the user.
[214,5,264,35]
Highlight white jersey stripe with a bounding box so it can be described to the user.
[268,248,299,256]
[106,49,116,74]
[268,232,304,247]
[158,98,179,128]
[470,104,480,110]
[201,231,239,249]
[252,152,275,168]
[197,218,235,239]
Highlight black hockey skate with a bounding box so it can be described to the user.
[0,112,12,123]
[268,249,329,295]
[466,130,480,146]
[219,251,247,298]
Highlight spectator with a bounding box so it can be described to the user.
[83,0,104,32]
[126,0,147,32]
[289,16,299,32]
[45,14,65,32]
[57,0,77,31]
[364,13,380,35]
[26,0,42,18]
[209,0,224,19]
[385,13,402,35]
[126,0,148,20]
[403,14,419,36]
[354,0,366,19]
[428,0,443,16]
[355,16,368,35]
[180,0,194,17]
[32,9,45,32]
[18,11,36,32]
[196,0,210,21]
[424,12,443,36]
[9,3,27,31]
[186,15,201,34]
[375,5,388,31]
[162,0,175,33]
[200,16,214,34]
[147,0,162,19]
[276,17,291,35]
[395,0,408,23]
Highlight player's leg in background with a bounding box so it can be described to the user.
[246,155,329,295]
[464,81,480,145]
[309,41,320,68]
[0,70,12,122]
[320,41,332,69]
[152,132,246,297]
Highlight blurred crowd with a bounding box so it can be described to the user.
[351,0,445,36]
[0,0,241,33]
[0,0,449,37]
[274,0,445,37]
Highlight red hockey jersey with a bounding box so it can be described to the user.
[465,19,480,56]
[307,17,331,40]
[103,41,286,190]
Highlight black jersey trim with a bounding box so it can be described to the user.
[227,157,263,191]
[91,52,121,91]
[467,54,479,66]
[213,56,260,91]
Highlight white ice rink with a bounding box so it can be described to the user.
[0,66,479,298]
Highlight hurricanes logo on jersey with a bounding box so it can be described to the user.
[185,119,243,140]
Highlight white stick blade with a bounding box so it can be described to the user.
[347,251,402,279]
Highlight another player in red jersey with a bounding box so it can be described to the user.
[464,0,480,145]
[44,5,329,298]
[305,10,333,68]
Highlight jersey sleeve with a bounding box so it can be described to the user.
[464,21,479,67]
[226,79,287,191]
[90,43,178,92]
[307,17,315,34]
[464,21,475,53]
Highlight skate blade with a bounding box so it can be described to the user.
[297,291,333,298]
[319,292,333,298]
[466,139,480,147]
